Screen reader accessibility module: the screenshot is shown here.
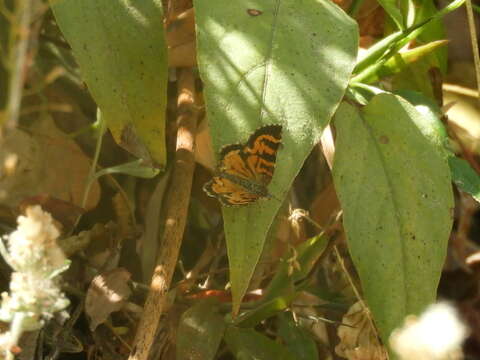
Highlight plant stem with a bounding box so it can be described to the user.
[4,0,35,129]
[128,68,198,360]
[81,109,106,209]
[466,0,480,105]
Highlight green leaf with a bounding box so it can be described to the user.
[50,0,168,168]
[393,90,480,205]
[377,0,404,29]
[393,90,448,152]
[365,40,448,83]
[391,56,439,100]
[415,0,448,73]
[176,299,226,360]
[92,159,160,181]
[234,294,295,328]
[332,94,453,351]
[352,0,465,83]
[263,233,328,302]
[195,0,358,314]
[449,156,480,203]
[225,326,296,360]
[277,313,318,360]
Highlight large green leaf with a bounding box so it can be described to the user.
[50,0,168,167]
[195,0,357,313]
[332,94,453,349]
[395,90,480,203]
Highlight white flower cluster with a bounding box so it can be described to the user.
[390,302,468,360]
[0,206,70,355]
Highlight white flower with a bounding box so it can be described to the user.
[390,302,468,360]
[0,205,70,355]
[7,206,65,273]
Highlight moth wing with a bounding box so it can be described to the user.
[203,176,261,206]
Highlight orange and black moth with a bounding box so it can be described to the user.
[203,125,282,206]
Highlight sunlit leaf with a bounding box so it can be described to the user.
[352,0,464,83]
[50,0,168,167]
[195,0,357,314]
[332,94,453,351]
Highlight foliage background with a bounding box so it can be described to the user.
[0,0,479,359]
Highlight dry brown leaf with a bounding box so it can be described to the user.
[0,113,100,211]
[19,194,85,233]
[112,192,136,240]
[357,0,384,38]
[444,62,480,155]
[310,180,341,229]
[85,268,132,331]
[335,301,388,360]
[84,222,120,271]
[138,174,169,281]
[166,8,196,67]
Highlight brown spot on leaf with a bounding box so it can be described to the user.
[247,8,263,16]
[379,135,389,144]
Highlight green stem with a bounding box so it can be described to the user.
[81,109,106,209]
[466,0,480,105]
[6,312,26,360]
[348,0,364,17]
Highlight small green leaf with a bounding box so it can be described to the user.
[176,299,226,360]
[415,0,448,73]
[365,40,448,83]
[51,0,168,167]
[352,0,465,83]
[277,313,318,360]
[391,57,437,100]
[264,233,328,302]
[92,160,160,181]
[225,326,296,360]
[377,0,404,29]
[195,0,357,315]
[449,156,480,203]
[332,94,453,352]
[234,295,295,328]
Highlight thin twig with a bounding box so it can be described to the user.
[466,0,480,103]
[333,246,378,338]
[128,68,198,360]
[443,83,479,98]
[4,0,36,129]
